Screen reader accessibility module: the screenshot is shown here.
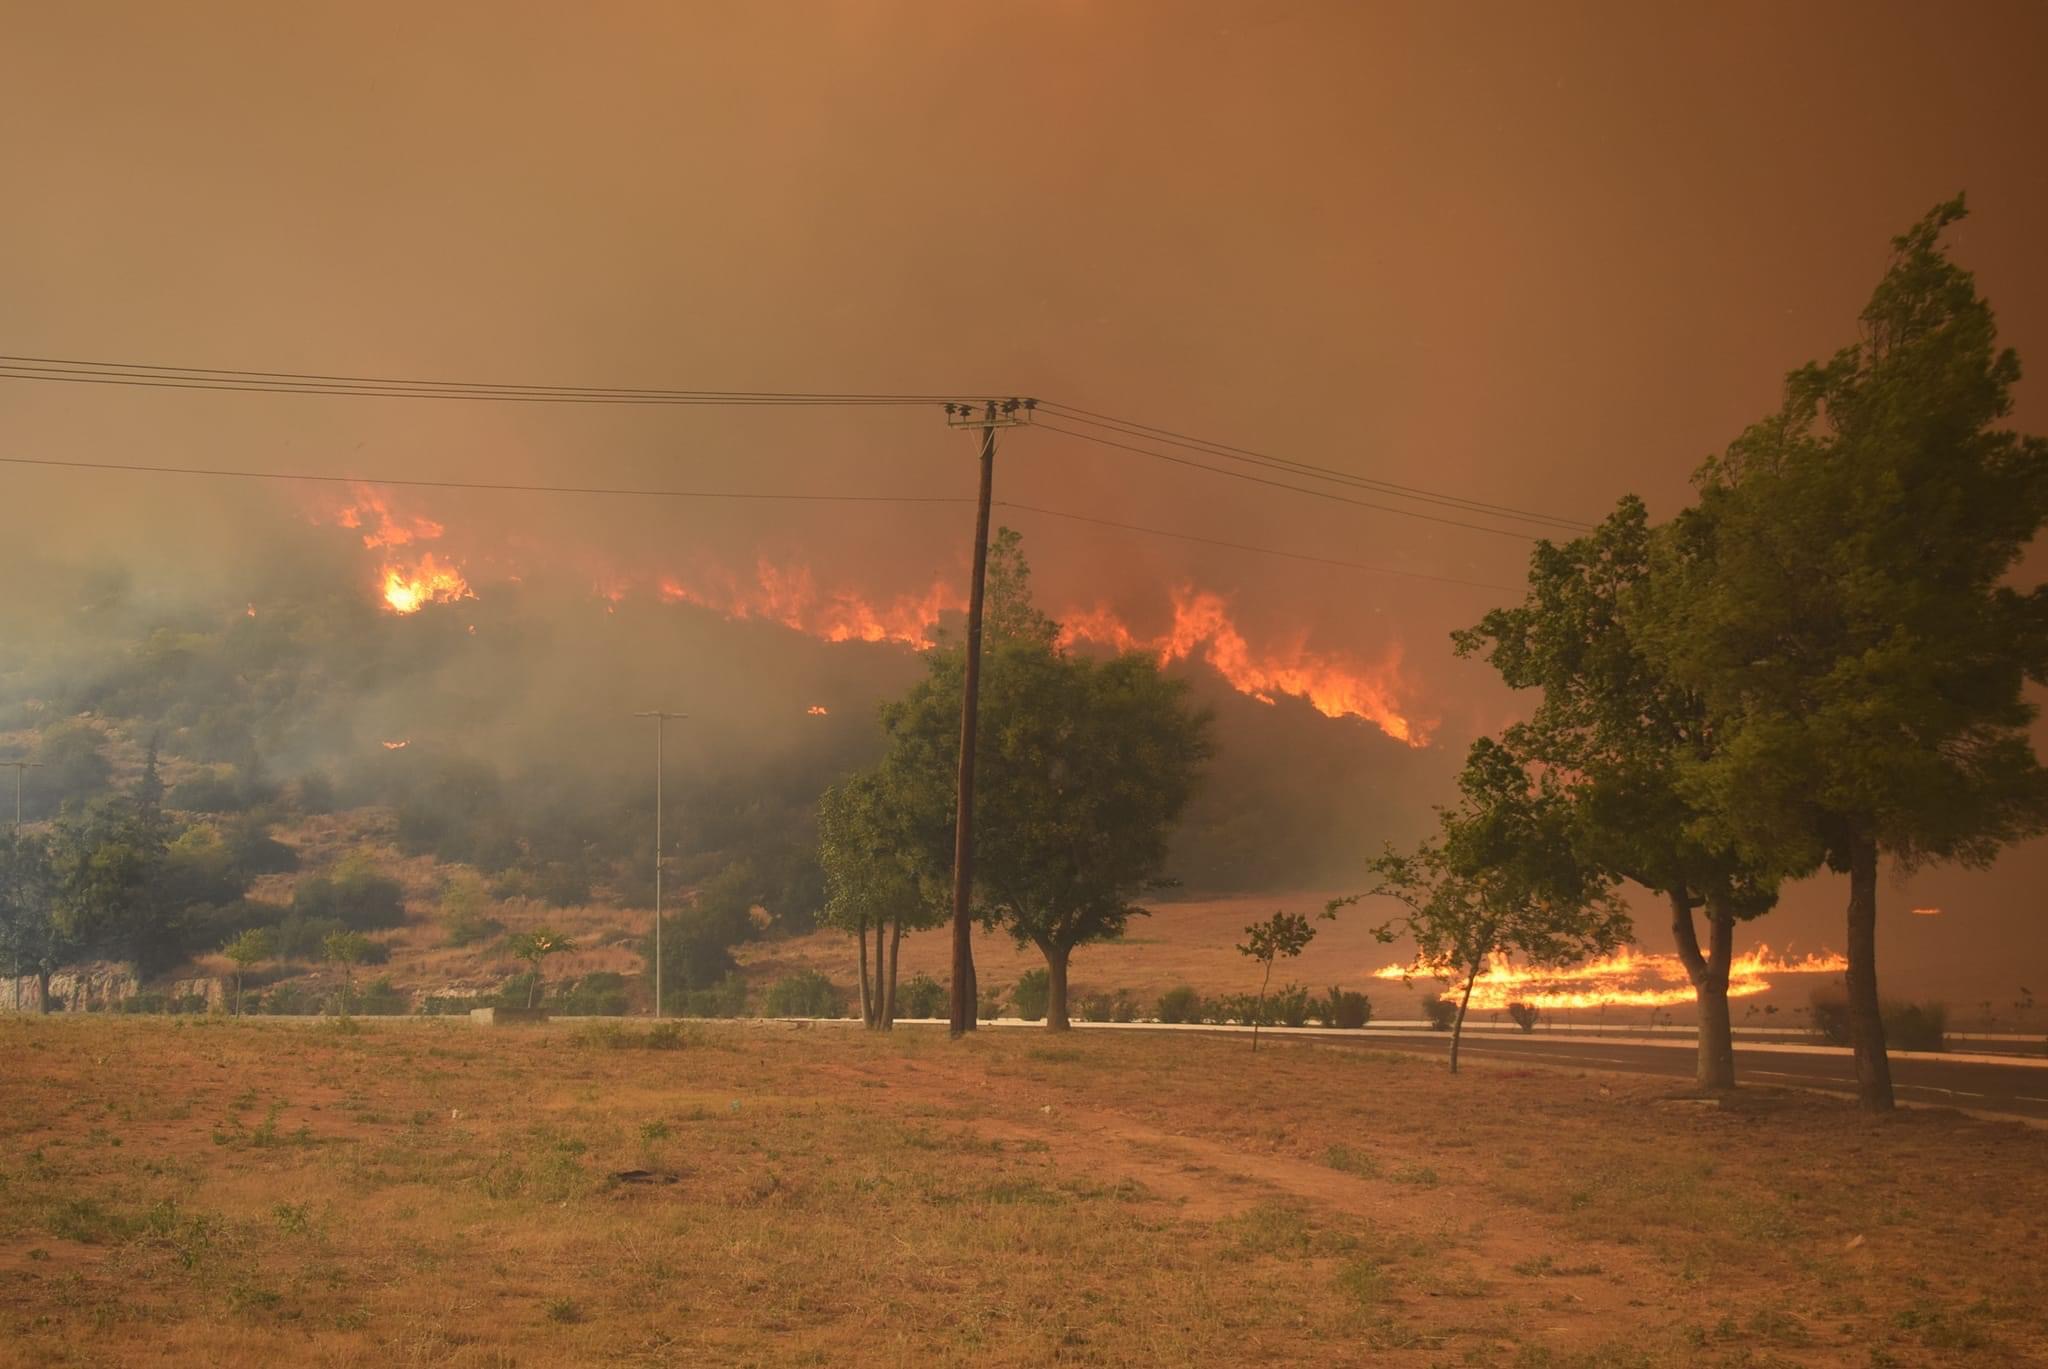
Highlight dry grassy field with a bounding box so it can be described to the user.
[2,1016,2043,1368]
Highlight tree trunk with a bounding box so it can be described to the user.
[36,967,52,1015]
[1669,889,1737,1090]
[1845,834,1894,1112]
[881,918,903,1030]
[856,922,874,1027]
[1044,944,1072,1032]
[1449,962,1480,1075]
[1252,960,1273,1053]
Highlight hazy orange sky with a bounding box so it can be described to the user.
[3,2,2046,998]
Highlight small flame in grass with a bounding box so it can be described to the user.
[244,603,257,618]
[381,740,410,750]
[806,705,829,716]
[1060,588,1426,745]
[1911,907,1943,916]
[1373,945,1849,1012]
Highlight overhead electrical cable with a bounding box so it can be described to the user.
[1036,400,1592,534]
[0,453,1514,593]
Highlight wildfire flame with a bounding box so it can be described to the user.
[658,562,964,650]
[381,739,410,750]
[1060,588,1425,745]
[807,705,829,716]
[1373,944,1849,1012]
[380,554,473,615]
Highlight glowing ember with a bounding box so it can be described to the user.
[658,562,964,649]
[1911,907,1943,916]
[381,554,472,615]
[381,739,410,750]
[1372,945,1849,1012]
[244,603,257,618]
[1060,588,1426,745]
[807,705,830,716]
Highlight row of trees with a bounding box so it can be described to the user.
[1355,199,2048,1111]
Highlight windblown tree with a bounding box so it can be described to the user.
[1639,198,2048,1112]
[1343,738,1628,1074]
[221,926,274,1016]
[1454,497,1781,1090]
[1237,910,1315,1053]
[506,928,575,1008]
[874,532,1212,1031]
[815,770,946,1029]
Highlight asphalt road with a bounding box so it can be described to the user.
[1313,1031,2048,1122]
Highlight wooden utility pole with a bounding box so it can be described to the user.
[943,397,1034,1035]
[632,711,686,1018]
[1,760,39,828]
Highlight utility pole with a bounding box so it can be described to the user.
[1,760,40,828]
[633,712,686,1019]
[942,397,1035,1036]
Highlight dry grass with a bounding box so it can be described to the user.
[2,1017,2042,1367]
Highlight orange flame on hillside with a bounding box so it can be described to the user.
[323,486,475,614]
[807,705,830,716]
[658,563,964,649]
[381,739,410,750]
[380,554,473,615]
[1060,589,1425,745]
[1373,945,1849,1012]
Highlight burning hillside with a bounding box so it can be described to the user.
[315,484,1430,744]
[1374,945,1849,1012]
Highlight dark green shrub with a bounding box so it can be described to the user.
[1816,993,1947,1052]
[664,972,748,1018]
[977,984,1004,1020]
[355,976,410,1016]
[170,769,246,813]
[259,983,319,1015]
[1419,996,1458,1031]
[293,858,405,931]
[898,972,946,1019]
[1318,987,1372,1029]
[1011,968,1050,1022]
[555,972,629,1016]
[1080,991,1137,1023]
[763,970,845,1018]
[1507,1001,1541,1033]
[1272,983,1312,1028]
[1156,984,1203,1024]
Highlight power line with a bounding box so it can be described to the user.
[1038,400,1592,534]
[1,453,1515,593]
[994,500,1518,593]
[0,361,967,408]
[0,453,970,505]
[1033,420,1541,541]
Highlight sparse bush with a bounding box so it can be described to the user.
[438,872,503,947]
[1507,1001,1541,1033]
[1010,968,1050,1022]
[763,970,846,1018]
[1079,989,1138,1023]
[665,972,748,1018]
[976,983,1004,1020]
[1156,984,1203,1024]
[1272,983,1312,1028]
[898,972,946,1019]
[355,975,410,1016]
[293,853,405,931]
[1809,993,1948,1052]
[554,972,628,1016]
[1317,987,1372,1029]
[1419,995,1458,1031]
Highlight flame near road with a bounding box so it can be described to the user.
[1373,945,1849,1012]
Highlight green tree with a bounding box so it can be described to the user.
[505,928,575,1008]
[322,929,373,1017]
[879,639,1212,1031]
[1340,739,1628,1074]
[0,831,66,1013]
[816,771,946,1029]
[221,926,273,1015]
[1237,911,1315,1053]
[1454,497,1781,1089]
[1639,198,2048,1111]
[47,795,171,972]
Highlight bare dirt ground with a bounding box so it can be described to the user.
[3,1016,2043,1367]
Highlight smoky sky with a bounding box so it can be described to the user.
[3,2,2046,998]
